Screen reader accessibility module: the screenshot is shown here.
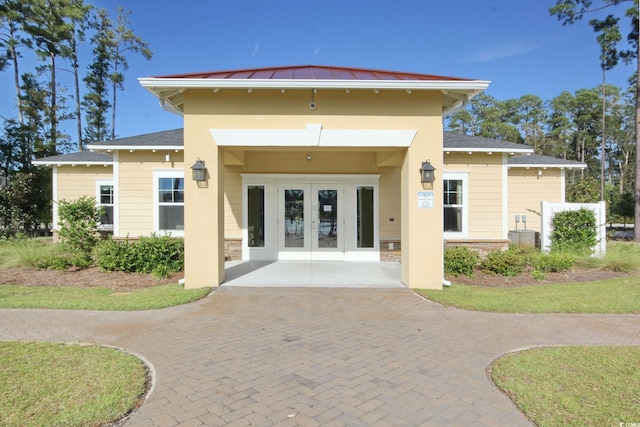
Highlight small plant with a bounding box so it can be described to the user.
[533,252,575,273]
[480,249,527,277]
[444,246,480,276]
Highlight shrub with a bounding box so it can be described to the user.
[57,196,102,267]
[550,208,598,255]
[95,235,184,278]
[480,249,527,277]
[444,246,480,276]
[533,252,575,273]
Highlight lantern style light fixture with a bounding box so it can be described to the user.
[191,158,206,181]
[420,160,436,184]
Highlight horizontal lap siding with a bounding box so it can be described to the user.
[118,151,184,237]
[444,153,504,239]
[56,167,113,202]
[508,169,562,232]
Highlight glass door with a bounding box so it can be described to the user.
[311,184,344,260]
[278,183,344,260]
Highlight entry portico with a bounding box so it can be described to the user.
[139,65,489,289]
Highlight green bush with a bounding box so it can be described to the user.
[550,208,598,255]
[533,252,575,273]
[95,235,184,278]
[444,246,480,276]
[57,196,102,268]
[480,249,527,277]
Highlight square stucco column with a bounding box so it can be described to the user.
[183,123,225,289]
[401,132,443,290]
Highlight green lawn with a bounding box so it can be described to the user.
[0,282,210,310]
[417,275,640,313]
[491,346,640,427]
[0,342,148,427]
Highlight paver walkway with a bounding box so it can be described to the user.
[1,287,639,426]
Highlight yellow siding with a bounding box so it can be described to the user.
[118,150,184,237]
[508,168,562,232]
[56,166,113,202]
[444,153,504,239]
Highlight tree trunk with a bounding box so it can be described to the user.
[634,23,640,241]
[72,27,82,150]
[601,70,606,201]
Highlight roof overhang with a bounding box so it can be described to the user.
[444,147,532,154]
[508,163,587,169]
[138,77,490,116]
[31,160,113,167]
[86,144,184,151]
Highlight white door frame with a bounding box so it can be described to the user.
[241,174,380,261]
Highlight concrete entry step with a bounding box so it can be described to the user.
[223,261,404,288]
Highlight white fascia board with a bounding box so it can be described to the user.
[138,77,490,92]
[86,145,184,151]
[508,163,587,169]
[32,160,113,166]
[211,126,416,148]
[444,147,532,154]
[320,129,416,147]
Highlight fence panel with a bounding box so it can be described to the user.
[540,201,606,256]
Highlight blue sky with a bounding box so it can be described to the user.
[1,0,637,140]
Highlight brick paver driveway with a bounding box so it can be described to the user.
[1,287,639,426]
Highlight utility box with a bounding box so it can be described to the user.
[508,230,537,247]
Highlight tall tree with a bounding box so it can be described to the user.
[108,7,152,140]
[60,0,90,150]
[550,0,640,238]
[82,7,112,144]
[0,0,31,124]
[18,0,83,153]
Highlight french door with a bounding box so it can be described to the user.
[278,183,344,260]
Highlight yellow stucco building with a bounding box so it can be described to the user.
[34,66,585,290]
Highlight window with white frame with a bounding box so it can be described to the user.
[154,171,184,234]
[443,172,468,236]
[96,181,114,230]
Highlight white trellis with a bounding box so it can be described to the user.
[540,201,606,256]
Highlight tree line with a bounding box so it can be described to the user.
[445,85,636,205]
[0,0,151,235]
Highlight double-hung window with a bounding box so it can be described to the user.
[96,180,114,231]
[154,171,184,235]
[443,172,468,237]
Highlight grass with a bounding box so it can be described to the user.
[0,282,210,310]
[0,238,59,268]
[417,276,640,313]
[0,341,148,427]
[491,346,640,427]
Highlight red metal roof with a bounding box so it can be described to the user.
[152,65,475,82]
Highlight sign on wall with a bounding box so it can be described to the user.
[418,191,434,209]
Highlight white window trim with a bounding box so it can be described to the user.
[153,169,185,237]
[443,171,469,239]
[95,179,114,232]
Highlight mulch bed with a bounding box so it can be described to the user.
[0,266,184,291]
[446,267,628,288]
[0,265,628,291]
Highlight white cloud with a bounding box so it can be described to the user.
[252,41,260,56]
[462,40,547,62]
[313,47,320,55]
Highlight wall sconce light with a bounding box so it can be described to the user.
[420,160,436,184]
[190,158,206,181]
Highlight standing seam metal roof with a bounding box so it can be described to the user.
[152,65,478,82]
